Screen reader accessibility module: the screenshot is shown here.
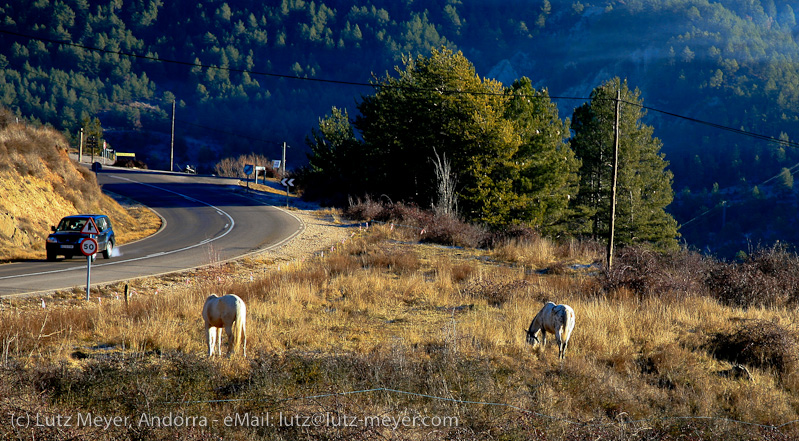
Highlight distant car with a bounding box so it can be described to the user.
[46,214,115,261]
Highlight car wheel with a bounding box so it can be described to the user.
[47,252,56,261]
[102,240,114,259]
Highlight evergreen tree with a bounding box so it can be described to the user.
[505,77,580,234]
[570,78,679,250]
[354,48,519,226]
[303,107,369,204]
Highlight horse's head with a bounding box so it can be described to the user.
[525,328,539,346]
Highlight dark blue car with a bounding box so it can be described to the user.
[46,214,115,261]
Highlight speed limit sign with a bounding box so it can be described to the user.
[80,238,98,256]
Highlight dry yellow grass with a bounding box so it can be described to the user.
[2,225,798,439]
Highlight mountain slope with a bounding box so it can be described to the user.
[3,0,799,255]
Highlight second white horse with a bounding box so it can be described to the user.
[525,302,575,360]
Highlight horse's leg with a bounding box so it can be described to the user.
[215,328,223,356]
[556,330,564,360]
[242,322,247,358]
[225,324,235,356]
[206,326,214,357]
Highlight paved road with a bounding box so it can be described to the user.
[0,168,303,297]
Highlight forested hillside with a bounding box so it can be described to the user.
[3,0,799,255]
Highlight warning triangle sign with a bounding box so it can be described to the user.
[80,218,100,235]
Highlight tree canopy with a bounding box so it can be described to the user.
[307,49,586,233]
[570,78,679,250]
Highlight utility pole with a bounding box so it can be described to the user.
[282,141,289,207]
[607,89,621,270]
[281,141,287,179]
[169,100,175,172]
[79,128,84,163]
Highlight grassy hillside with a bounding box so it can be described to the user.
[2,223,798,440]
[0,109,158,261]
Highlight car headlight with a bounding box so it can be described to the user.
[46,236,58,243]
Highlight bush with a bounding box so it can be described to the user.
[345,198,488,248]
[460,277,531,307]
[601,246,710,298]
[708,320,798,373]
[705,245,799,308]
[480,223,540,249]
[214,154,275,178]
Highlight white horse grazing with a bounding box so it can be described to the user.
[202,294,247,357]
[525,302,575,360]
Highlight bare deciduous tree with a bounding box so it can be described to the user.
[432,148,458,216]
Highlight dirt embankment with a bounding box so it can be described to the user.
[0,115,159,262]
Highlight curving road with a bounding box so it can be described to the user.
[0,168,303,297]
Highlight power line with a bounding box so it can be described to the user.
[679,156,799,228]
[14,59,289,147]
[4,27,798,153]
[0,28,371,88]
[630,100,799,149]
[8,26,799,224]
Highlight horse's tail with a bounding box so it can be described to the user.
[562,305,576,343]
[232,299,247,356]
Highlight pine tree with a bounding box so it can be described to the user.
[570,78,679,250]
[505,77,580,234]
[354,48,519,226]
[304,107,369,204]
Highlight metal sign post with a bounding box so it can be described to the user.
[244,164,254,191]
[80,237,98,300]
[86,255,91,301]
[281,178,295,207]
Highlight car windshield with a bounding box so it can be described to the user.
[57,218,88,232]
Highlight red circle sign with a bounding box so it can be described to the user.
[80,238,98,256]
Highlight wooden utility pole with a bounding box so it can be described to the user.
[169,100,175,172]
[79,128,84,163]
[607,89,621,270]
[281,141,287,179]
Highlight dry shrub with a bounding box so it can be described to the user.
[708,319,798,373]
[324,252,361,276]
[451,262,477,283]
[492,237,555,268]
[601,246,709,299]
[362,248,420,274]
[0,107,16,129]
[345,198,487,247]
[419,211,486,248]
[705,245,799,308]
[345,196,385,221]
[460,276,531,307]
[480,223,539,248]
[214,153,276,178]
[434,258,477,283]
